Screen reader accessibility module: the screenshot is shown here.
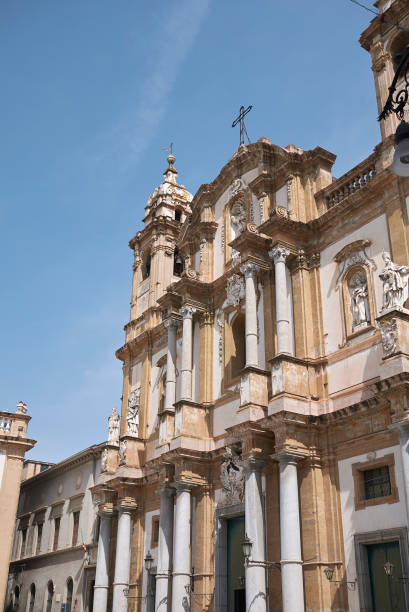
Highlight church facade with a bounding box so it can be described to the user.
[92,2,409,612]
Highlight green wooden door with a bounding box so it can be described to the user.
[367,541,406,611]
[227,516,245,612]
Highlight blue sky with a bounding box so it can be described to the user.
[1,0,379,462]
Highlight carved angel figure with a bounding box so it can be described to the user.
[348,271,369,329]
[220,447,244,506]
[230,200,246,236]
[108,407,119,446]
[127,385,140,436]
[380,252,409,310]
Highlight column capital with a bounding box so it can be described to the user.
[180,305,196,319]
[164,318,180,330]
[271,450,307,465]
[117,499,138,514]
[240,262,259,278]
[98,503,115,518]
[269,245,290,264]
[158,485,176,498]
[389,420,409,436]
[174,480,197,493]
[242,456,267,472]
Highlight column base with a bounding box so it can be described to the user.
[174,400,210,438]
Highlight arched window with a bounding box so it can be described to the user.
[143,251,151,279]
[28,584,35,612]
[390,30,409,71]
[174,209,181,222]
[230,313,246,379]
[66,578,73,612]
[45,581,53,612]
[173,249,183,277]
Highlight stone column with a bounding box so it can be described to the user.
[269,246,292,355]
[112,502,135,612]
[180,306,196,401]
[164,319,178,411]
[274,451,305,612]
[390,422,409,520]
[244,458,267,612]
[240,262,259,368]
[171,482,194,611]
[155,487,175,612]
[93,509,113,612]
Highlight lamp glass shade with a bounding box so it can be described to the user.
[144,551,153,572]
[241,535,252,560]
[324,567,334,582]
[391,137,409,176]
[384,560,394,576]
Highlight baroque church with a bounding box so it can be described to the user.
[7,1,409,611]
[92,2,409,611]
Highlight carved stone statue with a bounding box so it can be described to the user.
[348,271,370,329]
[119,439,127,463]
[101,448,108,472]
[127,385,140,437]
[222,273,245,309]
[220,447,244,506]
[380,252,409,310]
[230,200,246,236]
[108,407,120,446]
[16,401,27,414]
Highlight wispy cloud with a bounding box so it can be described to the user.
[87,0,211,174]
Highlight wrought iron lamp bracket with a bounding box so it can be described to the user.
[379,44,409,121]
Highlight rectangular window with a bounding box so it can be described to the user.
[363,466,392,500]
[352,453,399,510]
[72,511,80,547]
[36,523,43,555]
[53,517,60,551]
[20,528,27,558]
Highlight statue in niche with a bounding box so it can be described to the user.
[220,447,244,506]
[230,200,246,236]
[348,271,370,329]
[108,407,119,446]
[127,385,140,436]
[222,273,245,309]
[380,251,409,310]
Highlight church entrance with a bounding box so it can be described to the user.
[227,516,245,612]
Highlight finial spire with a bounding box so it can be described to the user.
[163,142,177,180]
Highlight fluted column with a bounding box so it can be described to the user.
[93,508,113,612]
[112,502,135,612]
[180,306,196,400]
[164,319,178,412]
[274,451,305,612]
[155,487,175,612]
[240,262,259,368]
[269,246,292,355]
[171,482,194,611]
[244,458,267,612]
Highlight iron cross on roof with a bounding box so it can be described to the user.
[232,105,253,146]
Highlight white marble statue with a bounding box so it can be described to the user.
[348,271,370,329]
[230,200,246,236]
[126,385,140,436]
[379,251,409,310]
[108,407,120,446]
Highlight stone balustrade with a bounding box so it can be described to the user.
[315,153,377,213]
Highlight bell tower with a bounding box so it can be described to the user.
[360,0,409,141]
[117,153,192,436]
